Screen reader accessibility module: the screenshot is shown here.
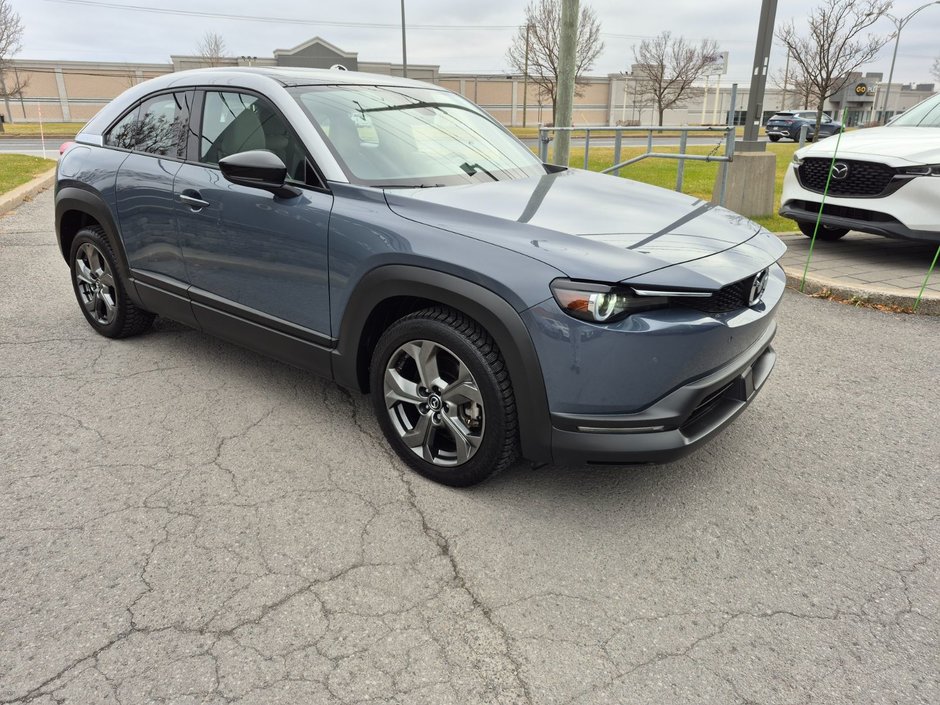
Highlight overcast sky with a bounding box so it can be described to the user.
[12,0,940,85]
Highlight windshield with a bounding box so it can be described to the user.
[890,94,940,127]
[290,85,546,187]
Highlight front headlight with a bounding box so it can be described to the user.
[897,164,940,177]
[550,279,668,323]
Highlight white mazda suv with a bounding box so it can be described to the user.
[780,92,940,242]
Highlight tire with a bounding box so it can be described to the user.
[369,306,519,487]
[69,226,155,338]
[797,221,849,241]
[768,135,780,142]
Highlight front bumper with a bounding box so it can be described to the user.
[549,321,777,464]
[780,162,940,242]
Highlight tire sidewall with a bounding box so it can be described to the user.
[370,316,510,486]
[69,229,130,338]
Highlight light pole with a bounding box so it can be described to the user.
[780,48,791,110]
[741,0,778,150]
[522,23,533,127]
[879,1,940,123]
[400,0,408,78]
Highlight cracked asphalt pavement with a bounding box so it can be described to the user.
[1,190,939,704]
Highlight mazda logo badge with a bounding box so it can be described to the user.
[749,269,769,307]
[831,162,850,180]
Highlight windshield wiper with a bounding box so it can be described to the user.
[362,101,479,116]
[372,183,445,189]
[460,162,498,182]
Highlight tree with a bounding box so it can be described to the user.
[776,0,893,140]
[932,56,940,83]
[0,0,26,129]
[506,0,604,124]
[770,63,821,110]
[631,32,721,126]
[197,31,227,67]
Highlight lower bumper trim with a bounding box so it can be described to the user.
[780,202,940,243]
[550,325,777,465]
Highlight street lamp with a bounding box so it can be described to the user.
[879,1,940,123]
[401,0,408,78]
[522,23,533,127]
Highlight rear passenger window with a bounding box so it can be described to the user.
[199,91,307,182]
[105,92,191,158]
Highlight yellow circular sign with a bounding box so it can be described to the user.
[855,83,868,96]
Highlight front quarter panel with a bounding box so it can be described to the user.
[327,183,564,327]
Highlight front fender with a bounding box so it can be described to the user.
[333,265,553,464]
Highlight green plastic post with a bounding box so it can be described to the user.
[800,107,850,293]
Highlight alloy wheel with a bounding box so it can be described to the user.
[74,242,117,326]
[383,339,485,467]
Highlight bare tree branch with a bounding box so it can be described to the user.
[197,31,227,68]
[631,32,721,125]
[506,0,604,124]
[0,0,27,119]
[769,64,822,110]
[775,0,893,139]
[931,55,940,83]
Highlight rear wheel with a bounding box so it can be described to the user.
[370,307,519,487]
[69,226,155,338]
[798,221,849,241]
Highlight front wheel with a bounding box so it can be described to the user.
[370,307,519,486]
[768,135,781,142]
[798,221,849,241]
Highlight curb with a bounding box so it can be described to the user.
[0,168,56,216]
[781,267,940,316]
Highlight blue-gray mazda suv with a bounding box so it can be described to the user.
[55,67,786,486]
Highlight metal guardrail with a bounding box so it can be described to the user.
[536,84,739,206]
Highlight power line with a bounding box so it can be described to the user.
[42,0,755,45]
[43,0,518,30]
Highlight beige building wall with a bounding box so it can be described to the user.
[3,52,935,129]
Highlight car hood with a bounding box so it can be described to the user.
[385,169,786,288]
[795,126,940,165]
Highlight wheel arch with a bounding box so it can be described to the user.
[55,186,132,283]
[333,266,553,464]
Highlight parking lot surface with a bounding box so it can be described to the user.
[1,191,938,704]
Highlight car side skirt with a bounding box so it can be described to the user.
[130,269,335,380]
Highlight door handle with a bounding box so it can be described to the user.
[179,191,210,210]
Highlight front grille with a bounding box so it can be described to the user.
[677,277,752,313]
[797,158,896,197]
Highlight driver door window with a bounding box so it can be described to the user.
[200,91,307,182]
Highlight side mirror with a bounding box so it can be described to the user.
[219,150,300,198]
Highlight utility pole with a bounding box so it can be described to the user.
[400,0,408,78]
[740,0,777,150]
[700,75,710,124]
[553,0,578,166]
[522,23,532,127]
